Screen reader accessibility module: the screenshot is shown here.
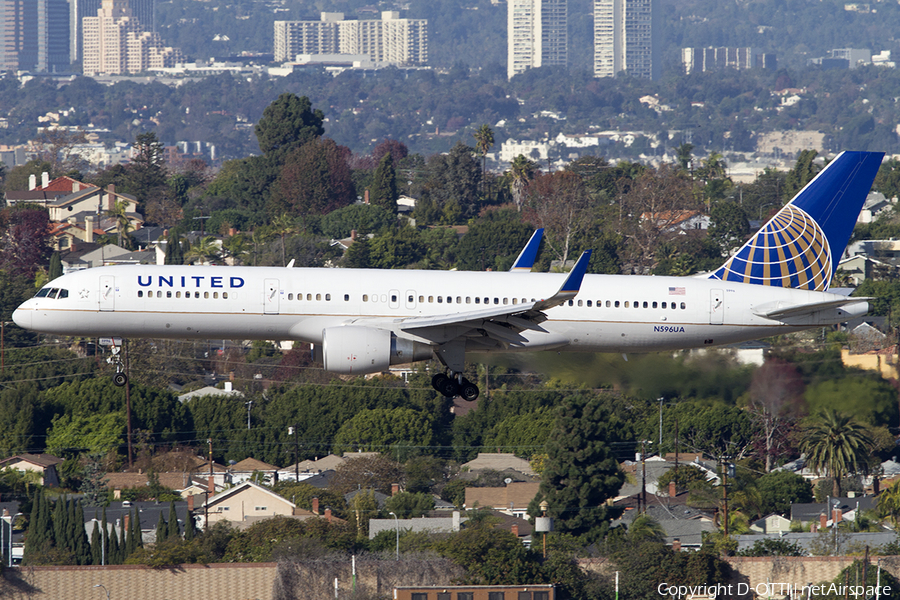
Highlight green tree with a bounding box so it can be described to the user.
[707,202,749,255]
[801,410,873,497]
[106,199,134,249]
[273,138,355,217]
[185,235,222,265]
[879,480,900,526]
[527,395,627,542]
[783,149,820,201]
[45,412,125,460]
[736,538,804,556]
[383,492,435,519]
[48,251,62,280]
[804,377,899,427]
[332,408,434,458]
[90,520,102,565]
[437,524,543,585]
[155,511,167,544]
[320,203,394,239]
[127,131,167,212]
[627,514,666,543]
[369,152,398,214]
[167,500,180,539]
[755,470,813,515]
[255,93,325,160]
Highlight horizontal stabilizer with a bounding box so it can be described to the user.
[753,297,871,320]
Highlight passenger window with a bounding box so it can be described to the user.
[326,294,331,301]
[624,301,629,308]
[652,301,657,308]
[578,300,583,307]
[176,292,181,298]
[606,300,611,307]
[419,296,424,303]
[634,300,639,307]
[681,302,686,309]
[223,292,228,299]
[138,290,143,298]
[307,294,312,301]
[363,295,368,302]
[408,295,413,303]
[428,296,433,303]
[438,296,443,303]
[475,297,480,304]
[671,303,676,310]
[345,294,350,301]
[614,301,619,307]
[316,294,321,301]
[213,292,218,299]
[662,302,667,308]
[288,293,293,300]
[166,291,172,298]
[568,300,574,306]
[513,298,518,305]
[204,292,209,299]
[157,291,163,298]
[485,298,490,304]
[195,291,200,298]
[643,301,648,308]
[446,296,452,304]
[466,297,471,304]
[493,298,499,304]
[587,300,592,307]
[456,296,462,303]
[503,298,508,304]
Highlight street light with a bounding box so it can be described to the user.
[389,511,399,560]
[93,584,110,599]
[3,512,23,567]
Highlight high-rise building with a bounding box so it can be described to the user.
[82,0,181,75]
[0,0,70,73]
[70,0,101,64]
[594,0,659,80]
[274,12,427,66]
[507,0,567,79]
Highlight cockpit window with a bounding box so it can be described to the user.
[34,288,68,299]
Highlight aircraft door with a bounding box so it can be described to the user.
[100,275,115,312]
[264,279,280,314]
[405,289,416,310]
[709,289,724,325]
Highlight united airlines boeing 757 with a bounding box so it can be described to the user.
[13,151,884,401]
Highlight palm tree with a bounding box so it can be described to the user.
[801,410,873,497]
[473,124,494,195]
[185,236,221,265]
[508,154,537,212]
[878,481,900,527]
[106,199,134,249]
[222,233,250,266]
[627,514,665,543]
[271,213,297,266]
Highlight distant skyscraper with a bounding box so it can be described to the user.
[594,0,659,80]
[0,0,70,73]
[507,0,567,79]
[83,0,181,75]
[70,0,101,64]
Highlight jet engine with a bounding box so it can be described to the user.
[322,326,432,375]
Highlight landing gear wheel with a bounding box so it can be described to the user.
[431,373,459,397]
[113,372,128,387]
[459,378,480,402]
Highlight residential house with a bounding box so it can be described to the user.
[640,210,711,232]
[177,381,244,403]
[230,458,281,485]
[0,453,63,487]
[464,482,540,518]
[749,513,792,534]
[103,471,217,499]
[790,496,877,527]
[369,511,466,539]
[614,490,716,550]
[280,454,347,481]
[200,480,333,528]
[461,453,537,478]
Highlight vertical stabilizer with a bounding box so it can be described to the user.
[708,151,883,291]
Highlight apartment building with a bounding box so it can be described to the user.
[507,0,567,79]
[594,0,659,80]
[82,0,182,75]
[274,11,427,66]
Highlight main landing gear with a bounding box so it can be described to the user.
[107,343,128,387]
[432,372,479,402]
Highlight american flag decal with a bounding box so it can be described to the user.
[668,287,686,295]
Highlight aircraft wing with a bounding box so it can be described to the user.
[752,297,871,320]
[367,251,591,347]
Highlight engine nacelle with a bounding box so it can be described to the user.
[322,326,431,375]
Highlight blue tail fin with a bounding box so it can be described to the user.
[708,151,883,291]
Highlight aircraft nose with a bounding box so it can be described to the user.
[12,307,30,329]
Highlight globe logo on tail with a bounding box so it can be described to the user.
[710,205,832,291]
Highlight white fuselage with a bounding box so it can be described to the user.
[13,264,867,355]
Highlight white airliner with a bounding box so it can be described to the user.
[13,151,884,401]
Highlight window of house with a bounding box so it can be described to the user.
[457,594,474,600]
[438,593,451,600]
[518,593,532,600]
[411,594,428,600]
[254,506,267,511]
[534,592,549,600]
[488,593,505,600]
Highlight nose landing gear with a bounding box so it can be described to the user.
[431,372,479,401]
[107,344,128,387]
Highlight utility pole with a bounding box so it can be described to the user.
[125,339,132,468]
[640,440,648,514]
[722,458,729,537]
[205,438,212,530]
